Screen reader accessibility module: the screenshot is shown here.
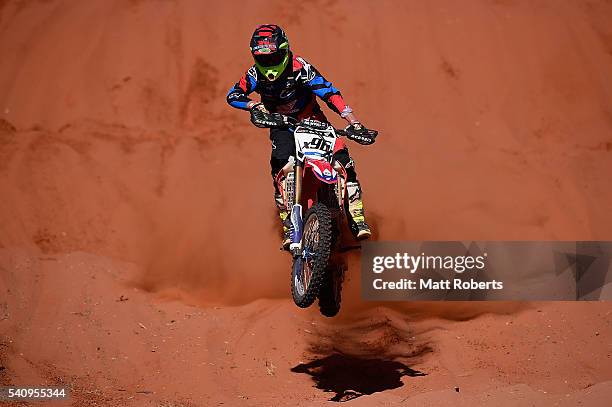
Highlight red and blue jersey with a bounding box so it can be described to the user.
[226,54,348,121]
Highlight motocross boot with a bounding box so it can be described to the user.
[275,192,292,250]
[347,181,371,240]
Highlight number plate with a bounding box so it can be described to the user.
[294,123,337,161]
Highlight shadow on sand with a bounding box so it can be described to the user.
[291,353,426,402]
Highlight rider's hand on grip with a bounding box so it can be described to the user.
[250,108,272,128]
[249,103,280,128]
[248,101,269,113]
[345,122,378,145]
[249,102,291,129]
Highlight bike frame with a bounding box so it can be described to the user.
[274,123,348,253]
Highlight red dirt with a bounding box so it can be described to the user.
[1,1,611,405]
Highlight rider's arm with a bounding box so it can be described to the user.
[297,56,360,125]
[226,67,259,110]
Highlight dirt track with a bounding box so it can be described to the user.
[1,1,612,405]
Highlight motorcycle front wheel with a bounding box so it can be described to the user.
[291,203,332,308]
[318,263,344,317]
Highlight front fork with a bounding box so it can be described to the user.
[289,163,304,255]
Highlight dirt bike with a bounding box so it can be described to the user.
[252,111,376,317]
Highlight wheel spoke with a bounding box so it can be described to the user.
[300,214,321,292]
[304,268,312,289]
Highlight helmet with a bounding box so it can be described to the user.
[250,24,290,81]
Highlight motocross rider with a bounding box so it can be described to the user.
[226,24,376,249]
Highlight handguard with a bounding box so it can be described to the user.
[250,109,287,129]
[345,124,378,145]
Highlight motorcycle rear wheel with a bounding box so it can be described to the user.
[291,203,332,308]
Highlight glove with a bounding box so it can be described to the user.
[345,122,378,145]
[249,102,274,128]
[249,103,288,129]
[248,101,268,113]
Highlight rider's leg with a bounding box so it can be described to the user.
[333,148,372,240]
[273,186,292,248]
[270,128,296,249]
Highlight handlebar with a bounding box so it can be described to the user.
[253,111,347,135]
[250,110,377,144]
